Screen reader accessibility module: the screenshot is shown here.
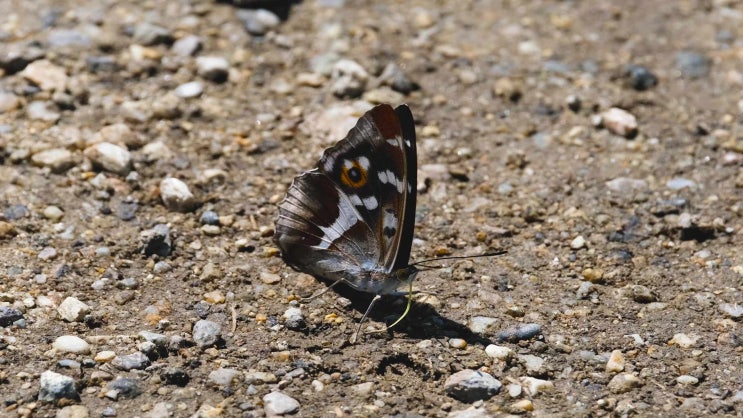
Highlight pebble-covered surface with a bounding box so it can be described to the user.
[1,1,742,417]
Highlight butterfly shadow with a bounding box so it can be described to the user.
[319,282,495,347]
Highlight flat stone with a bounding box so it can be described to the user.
[607,373,642,393]
[112,352,151,371]
[38,370,79,402]
[172,35,201,56]
[106,377,143,399]
[444,369,501,403]
[133,22,173,46]
[208,368,242,386]
[53,335,91,354]
[192,319,221,348]
[84,142,131,175]
[263,391,300,416]
[21,59,68,91]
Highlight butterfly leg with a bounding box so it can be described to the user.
[349,294,382,344]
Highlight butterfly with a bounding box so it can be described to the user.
[274,104,418,297]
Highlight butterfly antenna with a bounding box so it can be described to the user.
[409,250,507,269]
[349,294,382,344]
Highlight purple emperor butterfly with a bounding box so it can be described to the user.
[274,104,418,302]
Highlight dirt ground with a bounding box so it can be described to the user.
[0,0,742,417]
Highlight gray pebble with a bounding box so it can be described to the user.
[153,261,172,274]
[468,316,498,334]
[263,391,300,416]
[0,91,21,113]
[622,64,658,91]
[196,56,230,83]
[518,354,546,375]
[192,319,221,348]
[0,43,44,74]
[140,224,172,257]
[497,323,542,342]
[138,341,157,356]
[377,62,417,94]
[666,177,696,190]
[200,210,220,225]
[112,352,151,371]
[444,369,502,402]
[38,370,79,402]
[172,35,202,56]
[117,201,137,221]
[676,51,710,79]
[101,407,117,417]
[106,377,143,399]
[133,22,173,46]
[237,9,281,35]
[0,306,24,327]
[175,81,203,98]
[84,142,132,175]
[4,204,29,220]
[139,330,167,347]
[606,177,648,193]
[38,247,58,261]
[283,307,306,330]
[576,281,595,299]
[607,373,642,393]
[27,101,61,122]
[629,285,657,303]
[331,59,368,98]
[86,55,117,73]
[208,368,242,386]
[31,148,76,173]
[719,303,743,319]
[160,177,198,212]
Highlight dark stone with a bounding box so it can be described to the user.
[106,378,143,399]
[161,367,190,387]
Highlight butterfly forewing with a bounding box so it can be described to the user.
[316,104,416,272]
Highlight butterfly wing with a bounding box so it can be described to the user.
[316,104,417,272]
[274,104,416,293]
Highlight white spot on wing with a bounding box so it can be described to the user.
[349,194,362,207]
[405,139,411,147]
[363,196,378,210]
[323,156,334,173]
[357,156,370,170]
[378,170,388,183]
[314,189,360,249]
[386,139,398,146]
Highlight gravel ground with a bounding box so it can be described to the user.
[1,1,742,417]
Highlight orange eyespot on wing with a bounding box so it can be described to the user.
[340,161,368,188]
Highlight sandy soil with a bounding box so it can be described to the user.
[0,0,741,417]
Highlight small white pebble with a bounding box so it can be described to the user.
[570,235,586,249]
[449,338,467,349]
